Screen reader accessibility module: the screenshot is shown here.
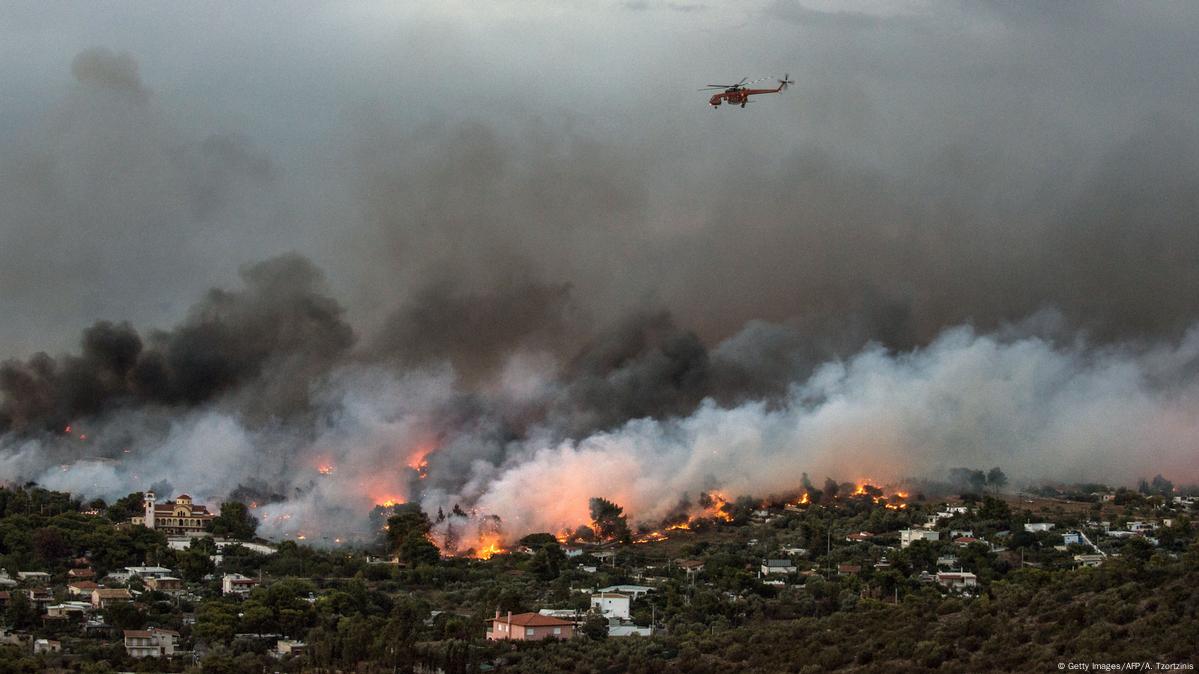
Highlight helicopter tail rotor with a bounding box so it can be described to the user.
[778,73,794,92]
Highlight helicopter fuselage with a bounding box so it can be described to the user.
[708,84,784,108]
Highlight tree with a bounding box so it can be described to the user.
[978,495,1011,521]
[103,602,146,631]
[107,491,144,523]
[386,504,440,566]
[527,543,566,580]
[5,591,37,630]
[580,612,609,640]
[823,478,840,500]
[589,497,631,544]
[1150,474,1174,495]
[968,470,988,494]
[210,501,258,540]
[986,467,1009,494]
[518,532,559,548]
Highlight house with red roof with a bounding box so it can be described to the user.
[487,611,575,641]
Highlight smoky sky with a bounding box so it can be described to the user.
[1,2,1197,358]
[2,2,1199,543]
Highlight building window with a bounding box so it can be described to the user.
[553,627,561,635]
[526,628,534,637]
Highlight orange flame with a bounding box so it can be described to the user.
[634,531,669,544]
[702,491,733,522]
[473,534,506,559]
[318,464,335,475]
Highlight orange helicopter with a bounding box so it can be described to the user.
[700,74,793,108]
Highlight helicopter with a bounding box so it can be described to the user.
[700,74,793,108]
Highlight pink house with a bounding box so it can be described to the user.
[487,611,575,641]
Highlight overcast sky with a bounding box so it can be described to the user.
[2,1,1198,357]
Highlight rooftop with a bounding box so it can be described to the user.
[494,612,575,627]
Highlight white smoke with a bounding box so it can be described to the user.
[4,322,1199,546]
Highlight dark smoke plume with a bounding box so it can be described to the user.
[0,254,352,432]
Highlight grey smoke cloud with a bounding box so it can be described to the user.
[1,3,1198,545]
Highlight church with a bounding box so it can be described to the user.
[131,492,216,536]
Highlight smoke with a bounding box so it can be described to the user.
[2,3,1199,548]
[5,264,1199,547]
[0,254,353,432]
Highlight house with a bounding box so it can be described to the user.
[45,602,91,619]
[67,568,96,580]
[538,608,585,622]
[563,547,585,558]
[1074,554,1105,568]
[131,492,216,536]
[16,571,50,584]
[597,585,654,599]
[900,529,940,548]
[1062,532,1082,546]
[222,573,259,596]
[33,639,61,655]
[935,571,978,590]
[780,546,807,556]
[609,623,653,637]
[590,592,631,620]
[487,611,575,641]
[167,538,277,555]
[26,588,53,610]
[953,536,981,547]
[936,555,959,568]
[276,639,306,657]
[146,577,185,594]
[837,564,862,576]
[845,531,874,543]
[1024,523,1054,533]
[68,581,99,597]
[125,566,175,579]
[91,588,133,609]
[676,559,705,575]
[949,529,974,539]
[873,558,891,570]
[124,628,179,658]
[760,559,796,575]
[1128,521,1155,533]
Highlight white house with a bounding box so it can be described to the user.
[597,585,654,599]
[609,623,653,637]
[1024,523,1054,533]
[221,573,259,596]
[125,566,175,579]
[276,639,307,658]
[900,529,940,548]
[760,559,796,575]
[124,628,178,658]
[935,571,978,590]
[1062,532,1082,546]
[590,592,631,620]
